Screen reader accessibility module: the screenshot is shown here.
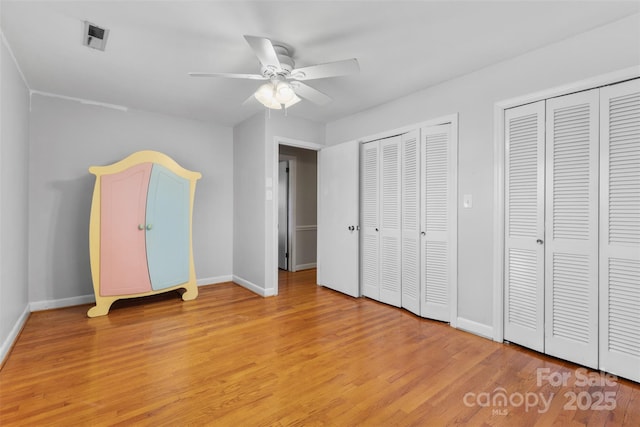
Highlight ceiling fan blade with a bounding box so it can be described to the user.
[188,72,267,80]
[290,82,332,106]
[290,58,359,81]
[244,35,281,70]
[242,93,259,106]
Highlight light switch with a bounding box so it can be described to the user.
[266,190,273,200]
[463,194,473,208]
[266,177,273,188]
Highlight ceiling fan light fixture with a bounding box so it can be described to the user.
[284,94,302,109]
[275,81,296,104]
[254,82,281,109]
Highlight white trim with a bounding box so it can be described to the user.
[197,275,233,286]
[30,90,128,112]
[0,30,30,89]
[275,137,324,151]
[296,225,317,231]
[30,294,96,312]
[296,262,317,271]
[342,114,459,146]
[0,305,29,366]
[233,275,275,297]
[271,137,323,296]
[449,114,459,328]
[26,276,230,312]
[456,317,494,340]
[492,67,640,343]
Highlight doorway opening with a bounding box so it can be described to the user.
[273,139,322,294]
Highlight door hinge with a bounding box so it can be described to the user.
[286,167,290,173]
[285,252,288,258]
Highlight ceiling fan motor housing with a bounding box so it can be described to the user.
[261,45,294,78]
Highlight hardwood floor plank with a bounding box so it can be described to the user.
[1,269,638,426]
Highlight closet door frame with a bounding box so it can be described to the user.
[358,114,459,327]
[493,66,640,343]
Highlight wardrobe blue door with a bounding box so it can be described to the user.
[146,164,191,290]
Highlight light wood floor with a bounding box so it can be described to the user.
[1,269,638,426]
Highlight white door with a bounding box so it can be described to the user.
[420,124,453,321]
[278,160,289,270]
[544,89,599,369]
[401,130,421,315]
[599,79,640,382]
[379,136,402,307]
[503,101,545,352]
[317,140,360,298]
[361,141,380,300]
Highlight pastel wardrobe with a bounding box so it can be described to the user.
[87,151,201,317]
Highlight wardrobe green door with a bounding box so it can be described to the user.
[100,163,153,296]
[146,164,191,290]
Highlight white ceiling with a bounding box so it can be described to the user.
[2,1,638,126]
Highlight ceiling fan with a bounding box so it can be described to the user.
[189,35,360,110]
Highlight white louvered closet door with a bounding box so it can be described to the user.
[379,136,402,307]
[503,102,545,352]
[361,141,380,300]
[599,79,640,383]
[545,89,599,369]
[420,124,451,321]
[401,130,420,315]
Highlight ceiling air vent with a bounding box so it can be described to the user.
[83,21,109,51]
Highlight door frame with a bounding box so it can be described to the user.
[492,66,639,343]
[271,137,323,296]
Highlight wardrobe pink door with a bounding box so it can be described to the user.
[100,163,153,296]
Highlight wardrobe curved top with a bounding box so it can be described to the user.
[88,150,202,181]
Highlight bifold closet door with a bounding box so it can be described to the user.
[503,101,545,352]
[379,136,402,306]
[420,124,453,321]
[361,136,402,306]
[599,79,640,382]
[544,89,599,369]
[401,130,421,315]
[361,141,380,300]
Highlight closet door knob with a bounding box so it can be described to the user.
[536,239,544,245]
[138,224,144,230]
[421,231,426,236]
[375,228,379,232]
[146,224,153,230]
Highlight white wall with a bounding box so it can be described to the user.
[0,37,30,361]
[326,14,640,331]
[28,94,233,303]
[233,112,324,295]
[233,113,266,292]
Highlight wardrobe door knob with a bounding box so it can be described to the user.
[536,239,544,245]
[146,224,153,230]
[138,224,145,230]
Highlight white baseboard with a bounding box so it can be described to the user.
[1,305,30,365]
[30,294,96,312]
[295,263,317,271]
[197,275,233,286]
[456,317,494,340]
[29,275,233,311]
[232,275,273,297]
